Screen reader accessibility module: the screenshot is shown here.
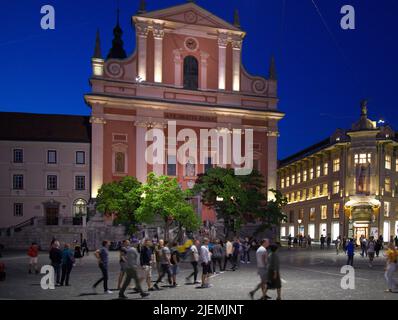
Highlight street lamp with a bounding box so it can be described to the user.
[298,219,302,236]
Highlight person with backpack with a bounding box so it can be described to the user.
[211,239,223,274]
[28,242,39,274]
[60,243,75,286]
[186,239,200,284]
[92,240,113,294]
[200,238,212,289]
[140,239,155,291]
[74,243,83,266]
[170,242,180,287]
[154,241,172,290]
[346,238,355,267]
[49,240,62,285]
[367,236,376,268]
[118,240,149,299]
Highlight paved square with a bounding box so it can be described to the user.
[0,247,397,300]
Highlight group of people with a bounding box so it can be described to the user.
[27,239,89,286]
[287,234,313,249]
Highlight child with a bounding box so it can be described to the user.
[28,242,39,274]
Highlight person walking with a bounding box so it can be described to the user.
[60,243,74,286]
[119,240,149,299]
[384,242,398,293]
[326,235,332,249]
[335,236,341,255]
[154,241,172,290]
[346,238,355,267]
[320,235,325,250]
[154,239,164,280]
[267,244,282,300]
[211,239,223,274]
[231,238,240,271]
[93,240,113,294]
[307,235,312,249]
[81,239,89,256]
[249,239,270,300]
[360,236,368,257]
[28,242,39,275]
[74,243,83,266]
[170,242,180,287]
[367,236,376,268]
[243,237,251,263]
[140,239,154,291]
[199,238,212,288]
[287,235,292,249]
[223,239,233,270]
[342,237,347,254]
[117,240,128,290]
[49,241,62,286]
[375,237,382,257]
[186,240,200,284]
[394,235,398,248]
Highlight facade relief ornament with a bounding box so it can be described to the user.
[136,22,150,38]
[217,33,229,48]
[106,62,124,78]
[153,23,165,39]
[134,118,167,129]
[90,116,107,125]
[184,11,198,24]
[231,35,243,50]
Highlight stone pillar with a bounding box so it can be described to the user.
[200,51,209,90]
[231,36,242,92]
[153,23,164,83]
[135,122,148,183]
[218,33,228,90]
[267,129,279,201]
[173,49,183,88]
[90,116,106,198]
[136,22,149,81]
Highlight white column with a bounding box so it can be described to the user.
[90,116,106,198]
[267,129,279,201]
[232,38,242,92]
[173,49,183,88]
[200,51,209,90]
[136,22,149,81]
[218,33,228,90]
[135,124,148,183]
[153,23,164,83]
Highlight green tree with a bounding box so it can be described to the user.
[135,173,201,241]
[254,189,288,237]
[193,167,267,238]
[96,176,142,235]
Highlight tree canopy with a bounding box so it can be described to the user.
[136,173,201,240]
[96,176,142,234]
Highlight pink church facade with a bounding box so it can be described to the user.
[85,2,284,222]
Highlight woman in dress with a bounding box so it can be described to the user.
[267,244,282,300]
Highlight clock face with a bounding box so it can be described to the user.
[185,38,198,51]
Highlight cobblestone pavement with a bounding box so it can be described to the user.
[0,247,397,300]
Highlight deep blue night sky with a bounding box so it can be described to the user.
[0,0,397,159]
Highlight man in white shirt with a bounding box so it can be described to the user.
[200,238,212,288]
[249,239,270,300]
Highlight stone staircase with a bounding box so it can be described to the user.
[0,214,126,251]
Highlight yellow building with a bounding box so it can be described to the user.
[278,101,398,244]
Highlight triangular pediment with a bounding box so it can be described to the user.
[138,2,240,31]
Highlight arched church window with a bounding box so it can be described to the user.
[183,56,198,90]
[73,199,87,216]
[115,152,125,173]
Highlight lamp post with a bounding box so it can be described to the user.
[298,219,302,236]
